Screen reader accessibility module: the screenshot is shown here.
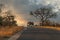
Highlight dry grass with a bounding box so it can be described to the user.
[34,26,60,31]
[0,26,24,37]
[0,26,60,37]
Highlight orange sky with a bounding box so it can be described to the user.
[11,7,28,26]
[1,5,28,26]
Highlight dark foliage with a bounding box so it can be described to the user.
[30,7,57,26]
[0,4,17,26]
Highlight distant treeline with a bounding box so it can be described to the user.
[27,21,60,27]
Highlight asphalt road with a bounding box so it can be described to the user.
[8,27,27,40]
[8,27,60,40]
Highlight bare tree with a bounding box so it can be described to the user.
[30,7,57,26]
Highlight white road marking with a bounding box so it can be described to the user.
[8,27,27,40]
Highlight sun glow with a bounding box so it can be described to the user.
[13,12,28,26]
[10,7,28,26]
[1,5,28,26]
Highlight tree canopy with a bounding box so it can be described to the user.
[30,7,57,26]
[0,4,17,26]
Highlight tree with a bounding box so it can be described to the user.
[0,16,3,26]
[0,4,4,26]
[27,21,34,27]
[0,4,17,26]
[2,10,17,26]
[30,7,57,26]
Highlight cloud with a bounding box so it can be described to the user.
[0,0,60,26]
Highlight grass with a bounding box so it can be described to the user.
[0,26,60,37]
[0,26,24,37]
[34,26,60,31]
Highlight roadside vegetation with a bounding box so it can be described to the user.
[0,4,24,37]
[0,26,24,37]
[30,6,60,27]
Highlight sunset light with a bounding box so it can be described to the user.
[0,0,60,40]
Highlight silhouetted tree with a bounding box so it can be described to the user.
[27,21,34,27]
[0,16,3,26]
[0,4,4,26]
[0,4,17,26]
[3,11,17,26]
[30,7,57,26]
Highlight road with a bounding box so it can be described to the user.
[8,27,60,40]
[8,27,27,40]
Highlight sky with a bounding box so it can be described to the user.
[0,0,60,26]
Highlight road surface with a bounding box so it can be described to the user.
[8,27,27,40]
[8,27,60,40]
